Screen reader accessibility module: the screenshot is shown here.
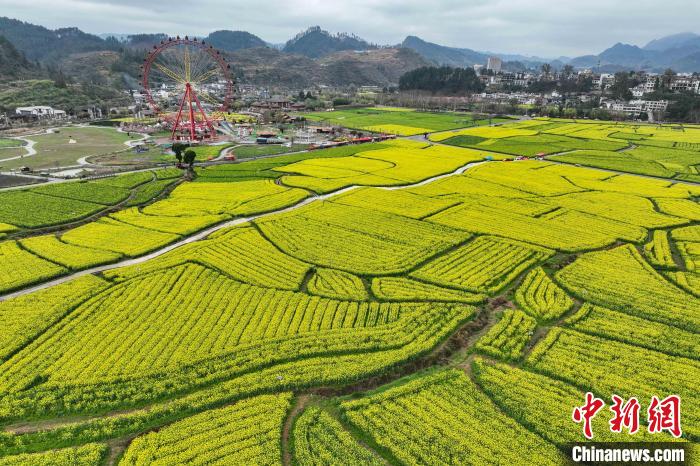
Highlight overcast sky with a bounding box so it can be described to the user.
[2,0,699,57]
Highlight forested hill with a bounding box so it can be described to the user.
[0,35,39,79]
[204,30,267,52]
[399,66,485,94]
[0,17,116,63]
[283,26,376,58]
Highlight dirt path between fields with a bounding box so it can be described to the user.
[0,160,486,301]
[3,136,698,303]
[281,394,312,466]
[2,119,699,301]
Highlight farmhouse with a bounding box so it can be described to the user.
[15,106,67,120]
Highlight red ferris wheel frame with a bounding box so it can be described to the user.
[141,36,235,142]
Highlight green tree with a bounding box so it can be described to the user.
[662,69,676,89]
[47,65,68,88]
[172,143,187,165]
[183,149,196,168]
[332,97,351,106]
[609,72,634,100]
[398,66,484,94]
[666,93,700,122]
[563,107,577,119]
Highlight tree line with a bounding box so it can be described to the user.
[399,66,485,94]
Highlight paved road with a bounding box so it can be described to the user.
[0,160,485,301]
[1,118,699,299]
[0,135,37,163]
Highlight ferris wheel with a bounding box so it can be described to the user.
[141,36,235,142]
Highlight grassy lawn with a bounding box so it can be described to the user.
[92,142,269,165]
[2,127,133,170]
[441,132,627,156]
[0,146,29,163]
[151,130,174,139]
[189,144,234,161]
[160,143,301,162]
[229,144,309,159]
[0,138,24,148]
[90,146,172,166]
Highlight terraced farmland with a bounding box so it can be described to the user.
[433,117,700,182]
[0,117,698,464]
[304,107,507,136]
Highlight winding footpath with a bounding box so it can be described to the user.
[0,160,485,302]
[0,135,37,163]
[0,125,147,166]
[0,127,152,189]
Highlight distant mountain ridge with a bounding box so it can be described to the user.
[283,26,376,58]
[2,15,700,87]
[227,46,429,87]
[0,19,428,88]
[123,34,169,50]
[203,30,267,52]
[644,33,700,51]
[98,33,130,42]
[400,36,564,71]
[569,33,700,72]
[401,36,487,67]
[0,17,115,63]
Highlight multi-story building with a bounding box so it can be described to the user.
[630,85,646,98]
[602,99,668,117]
[499,72,516,86]
[631,75,659,97]
[636,99,669,112]
[670,76,700,94]
[486,56,502,73]
[514,72,534,87]
[593,74,616,90]
[643,74,658,93]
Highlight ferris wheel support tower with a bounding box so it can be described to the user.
[140,36,235,142]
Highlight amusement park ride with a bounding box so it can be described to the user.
[140,36,235,142]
